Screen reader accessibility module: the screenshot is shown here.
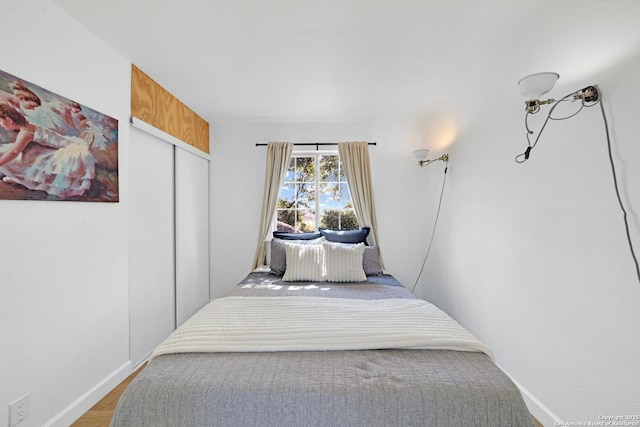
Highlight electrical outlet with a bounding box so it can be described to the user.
[9,394,30,427]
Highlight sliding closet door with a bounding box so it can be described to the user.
[175,148,210,326]
[128,126,176,366]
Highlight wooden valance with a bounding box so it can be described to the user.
[131,64,209,154]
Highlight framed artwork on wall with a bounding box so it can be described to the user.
[0,69,118,202]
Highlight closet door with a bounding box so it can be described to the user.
[128,126,176,366]
[175,148,210,326]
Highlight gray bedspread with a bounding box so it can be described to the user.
[111,272,534,427]
[226,271,414,299]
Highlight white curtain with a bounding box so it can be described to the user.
[251,142,293,269]
[338,141,384,269]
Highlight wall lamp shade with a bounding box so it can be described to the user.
[518,72,559,100]
[413,149,430,161]
[414,149,449,167]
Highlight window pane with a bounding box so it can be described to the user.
[284,157,296,182]
[337,183,351,208]
[295,183,315,209]
[319,155,339,181]
[276,209,296,231]
[278,184,295,206]
[297,210,315,232]
[319,210,339,229]
[318,182,340,209]
[294,157,315,182]
[340,209,359,229]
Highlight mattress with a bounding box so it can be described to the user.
[111,272,534,427]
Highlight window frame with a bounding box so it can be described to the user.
[273,149,357,233]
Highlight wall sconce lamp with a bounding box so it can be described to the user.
[517,72,600,163]
[518,72,560,114]
[413,149,449,167]
[519,72,599,114]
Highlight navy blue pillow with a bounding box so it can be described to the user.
[319,227,370,245]
[273,231,322,240]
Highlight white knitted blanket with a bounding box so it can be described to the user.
[150,296,493,361]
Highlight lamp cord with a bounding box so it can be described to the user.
[517,88,640,285]
[599,99,640,284]
[516,91,584,163]
[411,161,448,294]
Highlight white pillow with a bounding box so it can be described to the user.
[270,236,325,275]
[282,243,326,282]
[323,241,367,283]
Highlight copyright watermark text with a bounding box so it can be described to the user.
[555,415,640,427]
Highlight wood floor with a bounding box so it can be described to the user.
[72,364,544,427]
[71,365,145,427]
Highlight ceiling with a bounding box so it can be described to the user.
[51,0,640,124]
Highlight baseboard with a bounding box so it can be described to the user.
[132,350,153,372]
[498,363,562,427]
[42,360,133,427]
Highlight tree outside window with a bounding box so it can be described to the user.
[276,154,358,232]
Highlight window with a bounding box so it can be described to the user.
[275,153,359,232]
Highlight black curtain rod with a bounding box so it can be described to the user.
[255,142,376,147]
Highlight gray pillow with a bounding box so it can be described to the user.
[363,246,383,276]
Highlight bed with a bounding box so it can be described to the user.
[111,237,534,426]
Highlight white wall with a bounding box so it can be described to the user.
[209,120,438,298]
[422,53,640,424]
[0,2,131,426]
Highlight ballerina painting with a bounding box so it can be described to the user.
[0,69,118,202]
